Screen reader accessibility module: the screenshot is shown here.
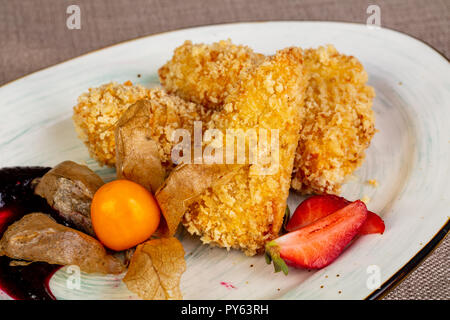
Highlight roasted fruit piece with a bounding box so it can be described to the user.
[34,160,104,236]
[0,213,124,274]
[266,201,368,273]
[286,194,385,235]
[157,47,307,255]
[159,40,265,109]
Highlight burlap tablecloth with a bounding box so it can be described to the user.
[0,0,448,300]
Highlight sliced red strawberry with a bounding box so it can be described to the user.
[265,201,368,273]
[286,195,385,235]
[286,195,349,232]
[359,210,385,234]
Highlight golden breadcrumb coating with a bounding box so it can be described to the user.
[291,45,375,194]
[73,81,150,166]
[144,90,212,170]
[159,41,375,195]
[159,40,265,109]
[72,82,209,168]
[182,48,307,255]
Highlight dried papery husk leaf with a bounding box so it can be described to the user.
[155,164,242,237]
[123,237,186,300]
[115,100,166,194]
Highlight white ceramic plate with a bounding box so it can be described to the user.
[0,22,449,300]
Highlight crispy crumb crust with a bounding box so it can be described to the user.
[182,48,307,256]
[159,40,265,109]
[145,90,212,170]
[71,43,375,257]
[74,44,375,195]
[72,82,150,166]
[291,45,376,194]
[159,41,375,195]
[72,82,210,168]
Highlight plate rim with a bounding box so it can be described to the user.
[366,219,449,300]
[0,20,448,300]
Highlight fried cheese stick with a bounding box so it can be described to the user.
[159,43,375,194]
[159,40,265,109]
[158,48,307,255]
[292,46,375,194]
[72,82,210,168]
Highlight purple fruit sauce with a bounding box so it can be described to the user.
[0,167,64,300]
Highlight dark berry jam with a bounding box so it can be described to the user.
[0,166,63,300]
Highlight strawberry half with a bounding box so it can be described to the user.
[359,211,385,235]
[286,195,348,231]
[265,201,368,274]
[286,195,385,235]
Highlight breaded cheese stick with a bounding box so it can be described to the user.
[159,42,375,194]
[72,82,210,168]
[291,46,376,194]
[159,40,265,109]
[157,48,307,255]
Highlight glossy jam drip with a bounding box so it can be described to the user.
[0,166,63,300]
[0,258,60,300]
